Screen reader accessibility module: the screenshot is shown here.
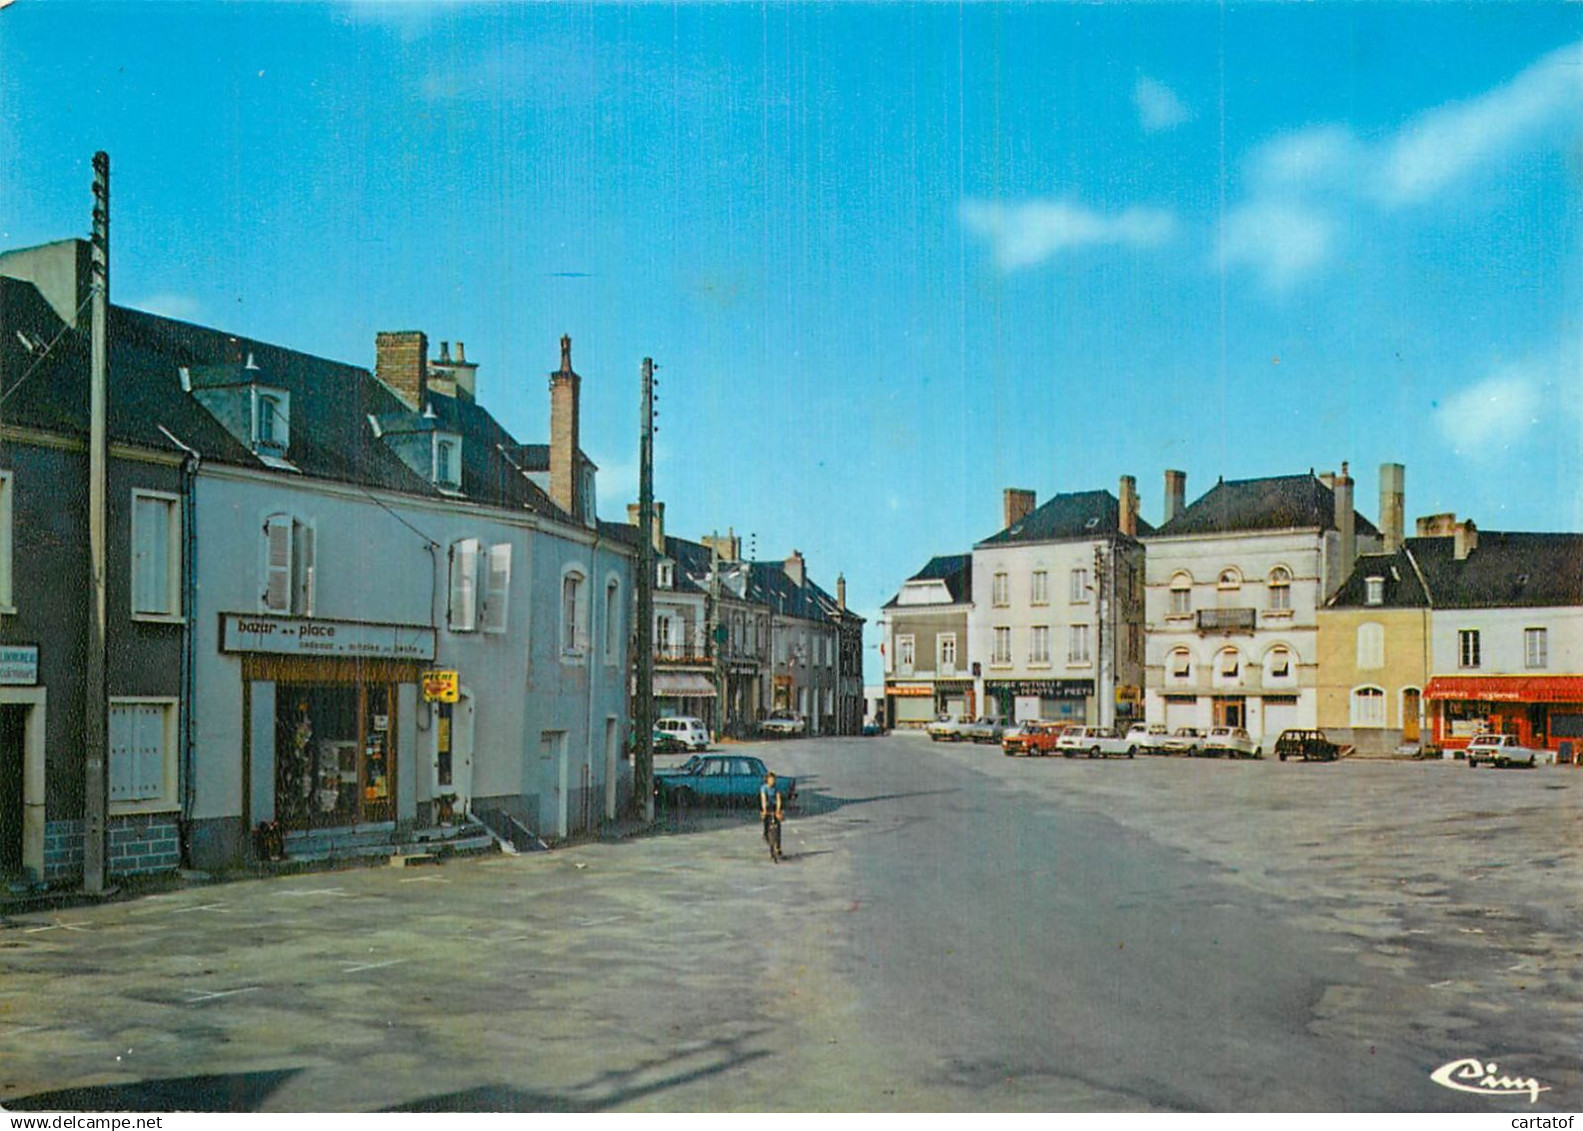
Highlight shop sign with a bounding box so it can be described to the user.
[422,670,460,703]
[0,645,38,685]
[220,613,436,661]
[887,683,933,698]
[985,679,1093,699]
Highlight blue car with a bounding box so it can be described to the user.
[655,754,797,808]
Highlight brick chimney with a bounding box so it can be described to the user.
[549,334,580,518]
[625,501,665,555]
[1379,462,1405,553]
[701,528,742,563]
[1333,461,1356,584]
[837,574,847,611]
[1163,470,1186,524]
[376,330,428,412]
[1417,513,1458,537]
[1003,489,1036,529]
[1119,475,1138,538]
[785,550,805,587]
[1454,519,1479,561]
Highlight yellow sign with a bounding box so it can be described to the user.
[422,669,459,703]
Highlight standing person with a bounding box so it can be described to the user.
[760,770,784,863]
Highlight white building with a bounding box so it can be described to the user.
[968,481,1149,726]
[1143,465,1380,745]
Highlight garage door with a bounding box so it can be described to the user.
[1164,696,1197,731]
[1261,697,1299,744]
[894,697,934,725]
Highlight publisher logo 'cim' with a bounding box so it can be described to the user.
[1430,1057,1551,1104]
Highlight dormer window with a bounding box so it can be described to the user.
[250,387,290,458]
[432,433,462,490]
[1365,577,1384,606]
[657,561,674,589]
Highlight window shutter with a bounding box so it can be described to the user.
[294,522,316,617]
[108,706,134,802]
[133,496,171,614]
[263,516,293,613]
[133,705,164,800]
[449,539,479,632]
[482,543,512,634]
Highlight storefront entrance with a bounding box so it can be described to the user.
[274,681,395,829]
[1214,697,1246,728]
[0,704,25,875]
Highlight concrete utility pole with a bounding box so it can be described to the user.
[1094,543,1110,731]
[632,358,655,821]
[84,152,110,893]
[708,534,723,740]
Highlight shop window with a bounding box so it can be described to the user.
[133,490,182,619]
[1351,686,1386,728]
[262,513,315,617]
[1357,623,1385,670]
[108,699,177,813]
[275,682,394,830]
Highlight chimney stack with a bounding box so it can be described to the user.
[1379,462,1405,553]
[626,501,665,555]
[785,550,805,588]
[837,573,847,611]
[1333,461,1356,588]
[549,334,581,519]
[1119,475,1138,538]
[701,529,742,563]
[1003,488,1036,530]
[1417,513,1457,536]
[375,330,429,412]
[1163,470,1186,524]
[1454,519,1479,561]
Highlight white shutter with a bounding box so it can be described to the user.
[108,705,134,802]
[132,705,165,800]
[132,496,170,614]
[449,538,479,632]
[294,522,316,616]
[263,515,293,613]
[482,543,512,634]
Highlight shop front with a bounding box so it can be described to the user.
[985,679,1094,724]
[654,670,718,727]
[933,678,974,720]
[887,682,935,727]
[1425,674,1583,756]
[221,613,436,838]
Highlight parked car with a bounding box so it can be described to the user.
[1001,720,1044,756]
[959,717,1006,744]
[1158,727,1206,756]
[759,712,807,736]
[1200,726,1261,759]
[1054,725,1137,759]
[1274,729,1341,762]
[655,715,710,752]
[926,714,966,742]
[651,728,690,755]
[1125,722,1170,754]
[655,754,796,808]
[1465,733,1547,768]
[1017,722,1069,757]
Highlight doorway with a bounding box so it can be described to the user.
[275,682,397,829]
[1214,697,1246,728]
[1402,689,1422,744]
[0,704,26,875]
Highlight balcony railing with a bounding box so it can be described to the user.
[655,649,712,666]
[1196,608,1256,634]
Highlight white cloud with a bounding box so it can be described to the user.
[1379,40,1583,206]
[1134,76,1191,133]
[960,199,1176,271]
[133,293,203,322]
[1435,370,1547,461]
[1249,125,1367,192]
[1218,201,1336,292]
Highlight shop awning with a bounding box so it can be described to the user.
[1425,675,1583,703]
[886,683,934,698]
[653,672,718,697]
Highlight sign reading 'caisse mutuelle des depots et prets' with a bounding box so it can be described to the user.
[219,613,436,661]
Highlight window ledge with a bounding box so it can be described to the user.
[1264,609,1294,619]
[1066,662,1094,670]
[110,802,179,818]
[132,613,187,626]
[0,604,15,617]
[1027,662,1052,670]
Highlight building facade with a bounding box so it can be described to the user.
[881,554,974,728]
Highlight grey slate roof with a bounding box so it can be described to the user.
[977,490,1155,547]
[747,560,832,623]
[1154,473,1380,538]
[1329,533,1583,610]
[1327,548,1432,609]
[883,553,972,609]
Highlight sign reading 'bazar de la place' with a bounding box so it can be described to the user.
[220,613,436,662]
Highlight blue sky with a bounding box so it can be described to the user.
[3,2,1580,682]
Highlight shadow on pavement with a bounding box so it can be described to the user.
[654,786,959,834]
[385,1033,771,1112]
[6,1069,302,1112]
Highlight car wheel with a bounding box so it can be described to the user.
[674,787,695,809]
[1278,751,1287,761]
[1089,746,1100,759]
[1127,746,1136,759]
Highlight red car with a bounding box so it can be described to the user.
[1003,721,1067,757]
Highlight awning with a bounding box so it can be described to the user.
[887,684,934,698]
[1425,675,1583,703]
[653,672,718,698]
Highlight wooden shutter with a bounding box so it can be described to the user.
[449,538,479,632]
[482,543,512,634]
[109,703,164,803]
[108,705,134,802]
[263,515,293,613]
[133,495,170,614]
[294,521,316,616]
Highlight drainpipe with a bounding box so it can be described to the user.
[584,526,601,833]
[158,425,200,868]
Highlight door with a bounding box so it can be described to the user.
[1402,689,1422,744]
[604,717,619,822]
[1215,697,1245,728]
[0,705,25,876]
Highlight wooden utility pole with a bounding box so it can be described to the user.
[84,152,110,893]
[632,358,655,821]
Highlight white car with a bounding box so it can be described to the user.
[1054,726,1137,759]
[1125,722,1169,753]
[655,716,710,752]
[1159,727,1206,756]
[1200,726,1260,759]
[1465,733,1547,768]
[759,712,806,736]
[926,715,966,742]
